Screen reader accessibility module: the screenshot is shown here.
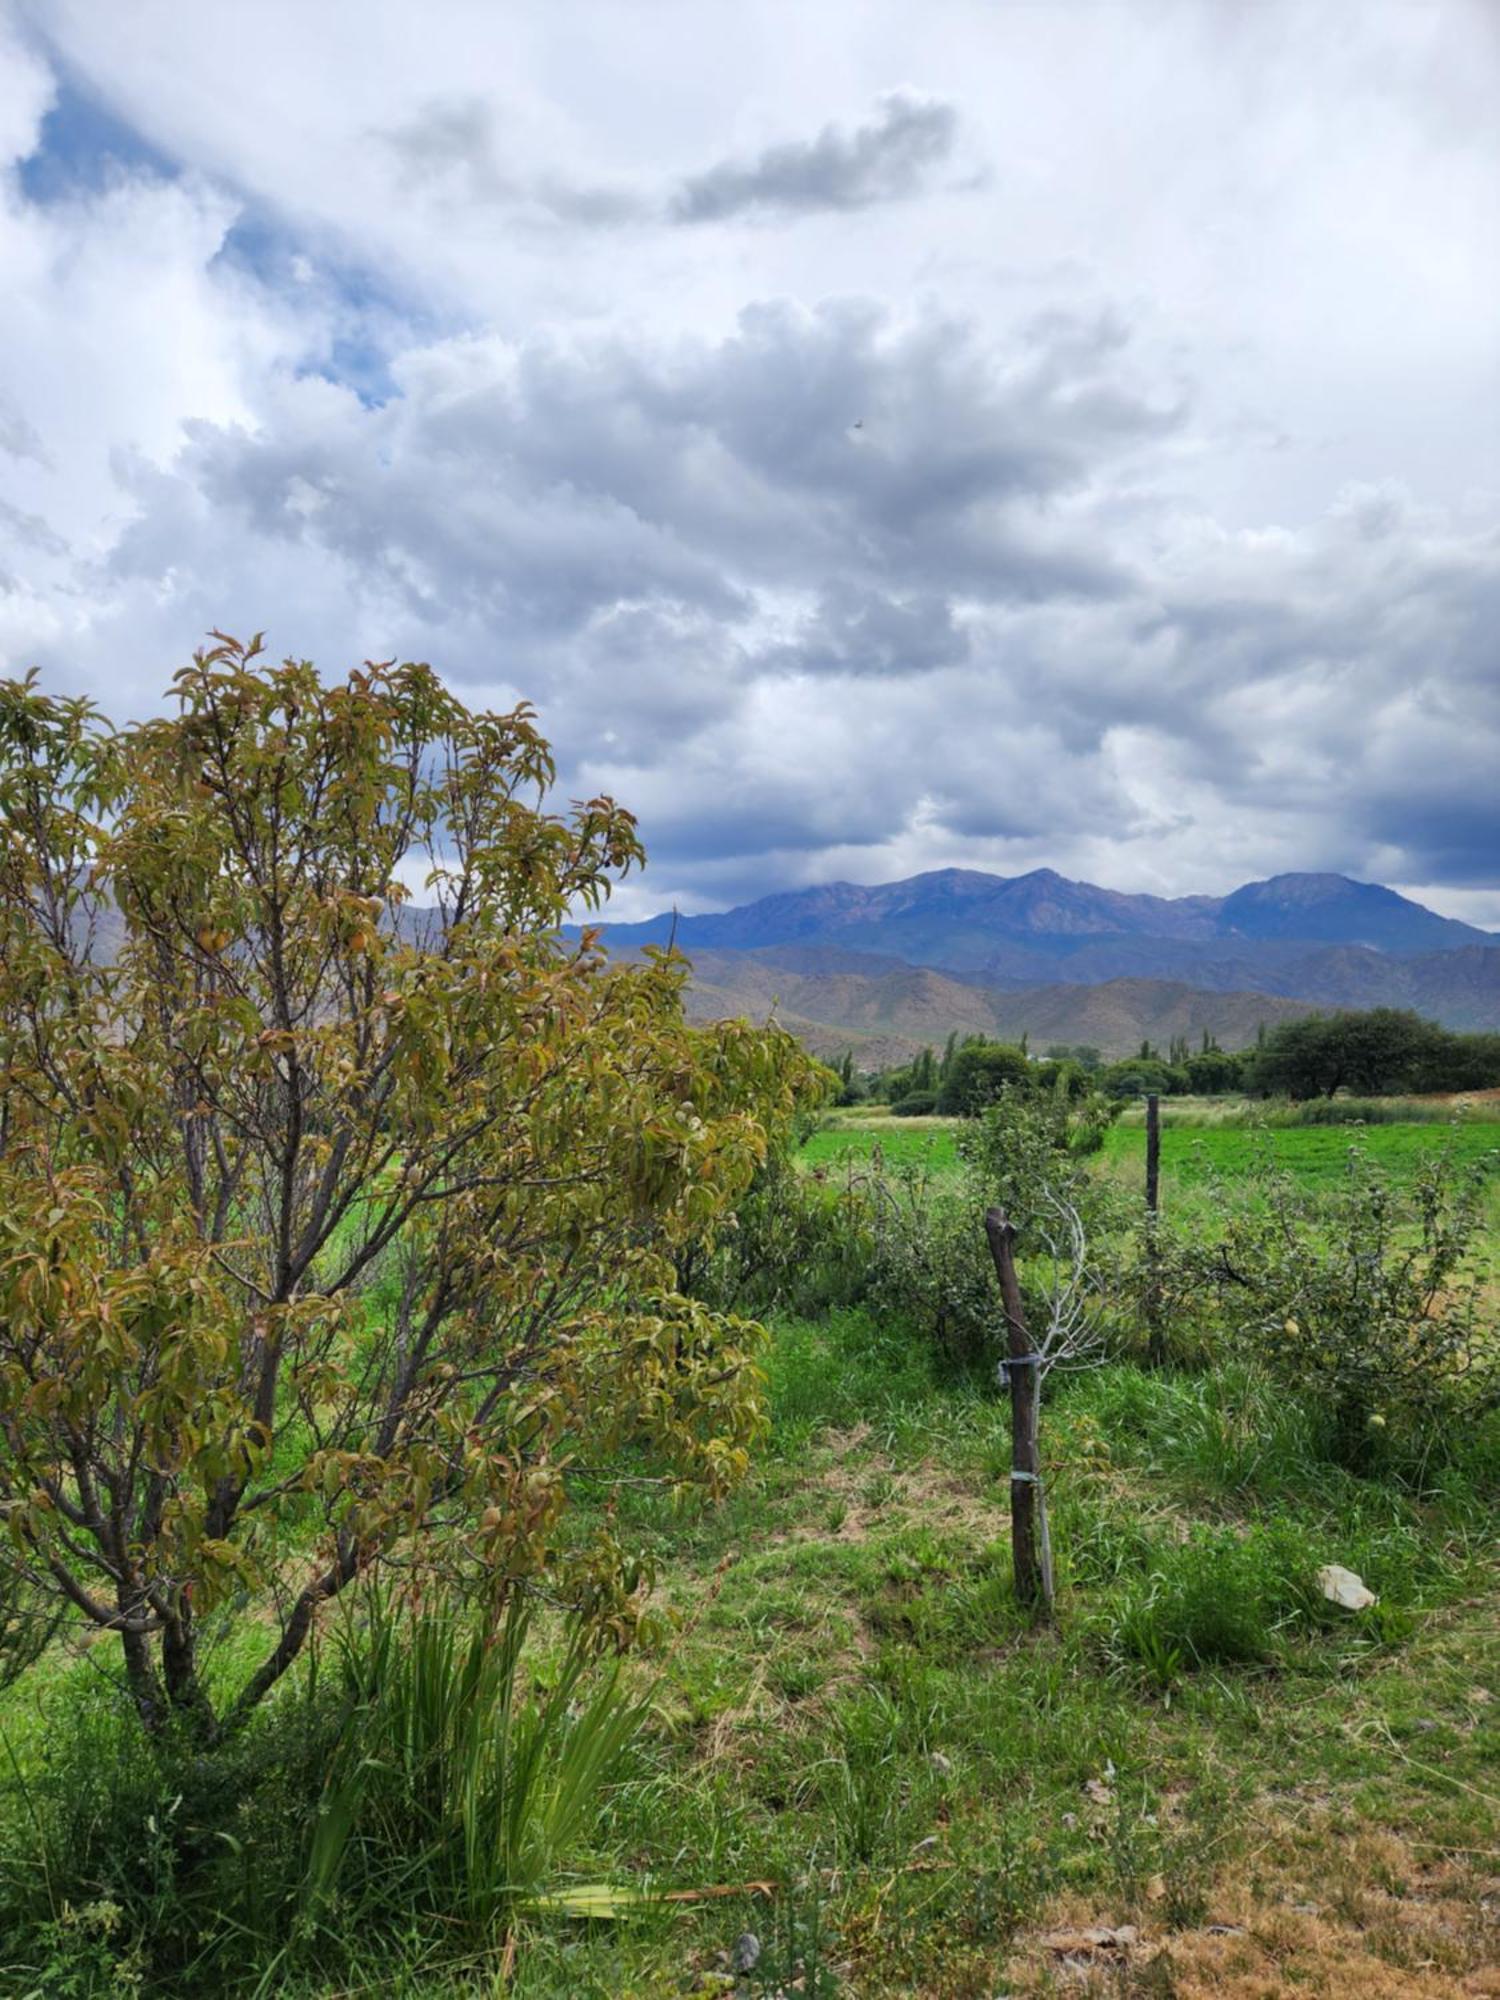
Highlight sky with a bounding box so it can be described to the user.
[1,0,1497,925]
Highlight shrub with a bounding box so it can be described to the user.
[862,1176,1001,1368]
[890,1090,938,1117]
[1197,1136,1500,1473]
[683,1146,873,1317]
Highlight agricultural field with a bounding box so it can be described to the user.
[1102,1116,1500,1192]
[800,1115,963,1180]
[803,1102,1500,1200]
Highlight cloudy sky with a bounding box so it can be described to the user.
[1,0,1497,923]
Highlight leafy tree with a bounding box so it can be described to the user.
[936,1040,1031,1116]
[1414,1030,1500,1094]
[1099,1057,1186,1098]
[1247,1009,1444,1099]
[0,643,816,1736]
[831,1047,866,1106]
[1184,1047,1246,1094]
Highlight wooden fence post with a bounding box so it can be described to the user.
[984,1206,1052,1613]
[1145,1092,1165,1367]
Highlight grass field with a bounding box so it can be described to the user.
[800,1116,962,1179]
[310,1309,1494,1995]
[1103,1117,1500,1191]
[5,1104,1497,1995]
[802,1106,1500,1199]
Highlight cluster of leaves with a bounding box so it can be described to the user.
[0,643,820,1733]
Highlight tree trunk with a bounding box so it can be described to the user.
[119,1623,166,1733]
[983,1207,1052,1613]
[162,1602,214,1736]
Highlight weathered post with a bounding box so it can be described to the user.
[984,1206,1052,1612]
[1144,1091,1165,1367]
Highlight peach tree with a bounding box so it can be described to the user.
[0,639,817,1735]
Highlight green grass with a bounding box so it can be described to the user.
[1103,1116,1500,1190]
[492,1311,1497,1996]
[4,1304,1496,1994]
[799,1116,962,1179]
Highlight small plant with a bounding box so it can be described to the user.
[300,1588,647,1946]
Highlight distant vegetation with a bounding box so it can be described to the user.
[838,1006,1500,1112]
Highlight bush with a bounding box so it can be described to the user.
[0,1666,348,1991]
[1196,1136,1500,1473]
[684,1146,873,1318]
[862,1177,1002,1368]
[890,1090,938,1117]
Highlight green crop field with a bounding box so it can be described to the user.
[799,1115,962,1178]
[1104,1116,1500,1190]
[801,1109,1500,1197]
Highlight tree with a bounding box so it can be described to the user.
[1247,1009,1444,1099]
[0,643,816,1736]
[1184,1047,1245,1094]
[936,1040,1031,1116]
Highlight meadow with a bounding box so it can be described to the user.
[7,1306,1494,1998]
[3,1094,1497,1996]
[802,1100,1500,1197]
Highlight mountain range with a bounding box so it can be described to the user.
[592,869,1500,1061]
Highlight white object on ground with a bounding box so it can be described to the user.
[1317,1564,1377,1610]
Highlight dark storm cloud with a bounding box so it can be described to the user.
[671,91,960,222]
[106,298,1165,679]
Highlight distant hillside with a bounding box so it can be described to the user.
[669,945,1313,1063]
[593,868,1500,1031]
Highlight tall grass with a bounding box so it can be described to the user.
[0,1591,646,1996]
[299,1590,647,1947]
